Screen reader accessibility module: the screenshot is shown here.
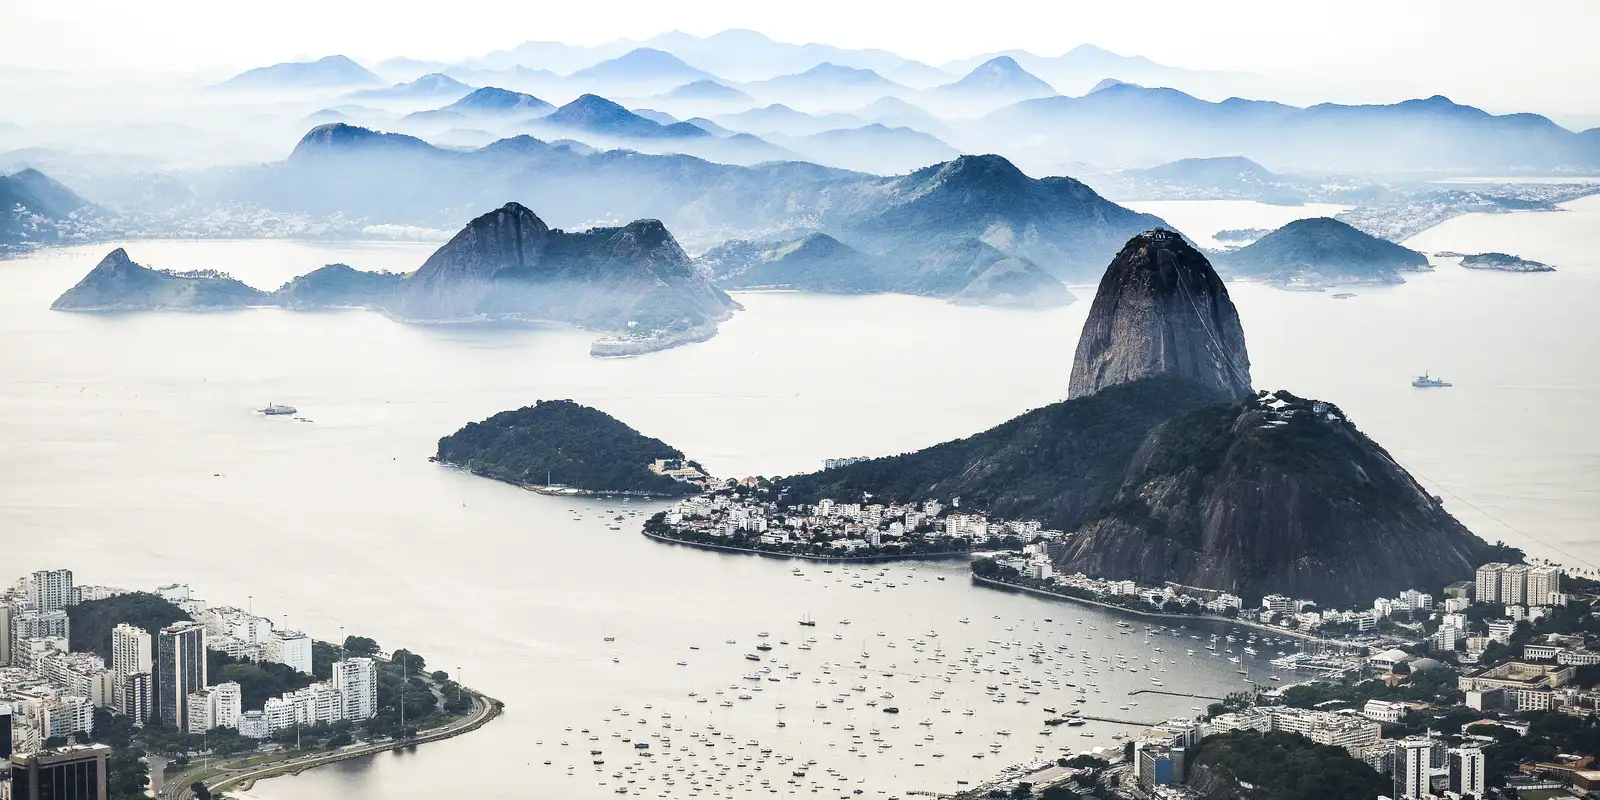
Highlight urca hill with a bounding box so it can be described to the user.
[778,229,1490,605]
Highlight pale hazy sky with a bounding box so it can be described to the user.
[5,0,1598,113]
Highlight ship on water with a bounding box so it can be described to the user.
[258,403,298,415]
[1412,373,1452,388]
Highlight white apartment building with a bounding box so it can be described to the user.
[238,710,269,739]
[155,584,190,604]
[1261,594,1294,614]
[39,652,115,707]
[211,681,242,729]
[1528,566,1561,607]
[332,657,378,721]
[1393,737,1432,800]
[1449,744,1486,797]
[1476,563,1508,604]
[266,630,313,675]
[1487,618,1518,644]
[111,624,152,705]
[1502,564,1531,606]
[40,694,95,738]
[29,570,76,613]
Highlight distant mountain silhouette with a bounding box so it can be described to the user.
[218,55,382,90]
[441,87,552,116]
[984,86,1600,171]
[350,73,474,101]
[566,48,715,89]
[934,56,1056,102]
[713,104,868,137]
[778,124,961,175]
[751,63,906,94]
[540,94,709,140]
[662,80,753,104]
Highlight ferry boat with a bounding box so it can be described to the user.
[1412,373,1452,388]
[258,403,297,415]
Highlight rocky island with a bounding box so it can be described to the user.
[50,203,740,355]
[51,248,273,311]
[1217,216,1431,286]
[436,399,707,497]
[772,228,1490,605]
[1457,251,1556,272]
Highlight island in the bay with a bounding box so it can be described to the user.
[1216,216,1432,287]
[49,203,741,357]
[2,567,499,800]
[1455,251,1558,272]
[435,398,709,497]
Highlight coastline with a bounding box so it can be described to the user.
[173,687,503,800]
[969,574,1352,646]
[641,528,979,563]
[431,460,691,499]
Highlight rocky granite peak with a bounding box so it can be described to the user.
[1067,229,1252,400]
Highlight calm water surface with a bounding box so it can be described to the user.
[1,197,1597,797]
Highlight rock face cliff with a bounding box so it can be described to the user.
[393,202,739,331]
[1067,229,1251,400]
[1056,391,1489,605]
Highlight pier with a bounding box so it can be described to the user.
[1127,689,1224,701]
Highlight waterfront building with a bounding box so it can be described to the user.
[1393,737,1433,800]
[28,571,75,614]
[8,744,111,800]
[211,681,241,729]
[265,630,312,675]
[238,710,268,739]
[332,658,378,721]
[1134,742,1184,791]
[1260,594,1293,614]
[156,621,206,730]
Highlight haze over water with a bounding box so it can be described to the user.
[2,198,1597,797]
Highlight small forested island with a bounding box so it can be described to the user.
[435,399,707,496]
[1217,217,1431,286]
[1458,251,1556,272]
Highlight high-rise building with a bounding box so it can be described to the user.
[332,658,377,721]
[1476,563,1508,604]
[1502,564,1531,606]
[8,744,111,800]
[1,701,12,763]
[1393,737,1433,800]
[1528,566,1561,607]
[265,630,312,675]
[0,602,13,666]
[156,622,206,731]
[118,673,151,726]
[185,690,214,735]
[110,625,151,710]
[1449,744,1486,798]
[211,682,242,730]
[28,570,76,614]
